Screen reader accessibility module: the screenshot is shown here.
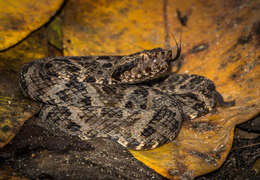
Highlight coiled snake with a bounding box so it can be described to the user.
[18,44,234,150]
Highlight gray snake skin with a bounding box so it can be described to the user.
[18,46,234,150]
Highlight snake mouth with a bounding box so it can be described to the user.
[111,61,136,81]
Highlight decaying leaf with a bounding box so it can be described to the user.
[0,96,40,148]
[0,28,48,72]
[63,0,165,55]
[0,0,64,51]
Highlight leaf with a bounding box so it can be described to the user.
[0,28,48,71]
[63,0,165,55]
[0,0,64,51]
[0,96,40,148]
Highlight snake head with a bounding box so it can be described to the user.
[111,43,181,84]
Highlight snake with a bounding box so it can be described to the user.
[18,44,235,150]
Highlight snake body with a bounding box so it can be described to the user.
[18,47,234,150]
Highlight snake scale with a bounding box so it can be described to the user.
[18,44,235,150]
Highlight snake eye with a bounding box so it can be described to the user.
[160,51,165,56]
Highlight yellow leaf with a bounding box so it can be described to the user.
[0,28,48,71]
[0,96,40,148]
[63,0,165,55]
[0,0,64,50]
